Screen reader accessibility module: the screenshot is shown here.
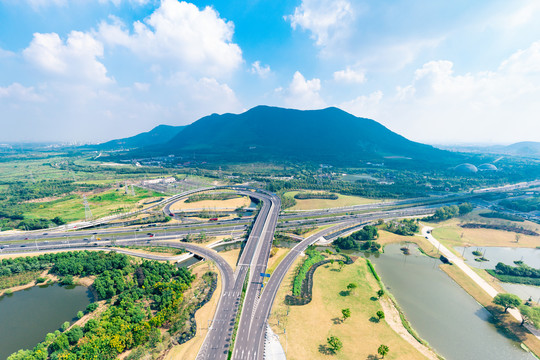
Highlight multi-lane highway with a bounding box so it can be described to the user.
[3,180,537,360]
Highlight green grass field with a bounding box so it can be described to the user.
[284,190,384,211]
[23,186,163,223]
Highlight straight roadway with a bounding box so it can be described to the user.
[244,206,442,360]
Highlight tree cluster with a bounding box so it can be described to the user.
[384,219,419,236]
[425,203,473,221]
[333,225,379,251]
[7,253,195,360]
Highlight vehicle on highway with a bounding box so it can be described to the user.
[209,218,218,221]
[148,234,154,237]
[42,233,48,235]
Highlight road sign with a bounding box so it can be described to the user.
[260,273,271,277]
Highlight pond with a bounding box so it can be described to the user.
[0,283,94,360]
[370,243,534,360]
[455,246,540,300]
[455,246,540,270]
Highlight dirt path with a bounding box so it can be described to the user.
[379,297,439,360]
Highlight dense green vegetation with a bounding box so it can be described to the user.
[292,249,324,297]
[293,192,338,200]
[333,225,379,251]
[0,183,163,230]
[478,211,524,222]
[185,192,240,203]
[500,197,540,213]
[487,262,540,285]
[424,202,473,221]
[0,180,102,230]
[384,219,419,236]
[5,251,195,360]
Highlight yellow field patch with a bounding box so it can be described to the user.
[269,257,429,359]
[220,248,241,271]
[169,196,251,212]
[429,220,540,249]
[284,191,384,211]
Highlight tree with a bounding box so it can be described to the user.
[378,344,389,358]
[341,308,351,321]
[515,234,521,243]
[347,282,357,295]
[377,289,385,298]
[86,302,98,313]
[76,311,84,319]
[493,293,522,313]
[376,310,385,321]
[61,321,70,332]
[327,336,343,353]
[338,261,345,271]
[66,326,83,345]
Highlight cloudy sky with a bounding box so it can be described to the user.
[1,0,540,144]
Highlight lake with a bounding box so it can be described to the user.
[0,283,94,360]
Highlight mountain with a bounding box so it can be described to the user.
[157,106,457,166]
[98,124,185,150]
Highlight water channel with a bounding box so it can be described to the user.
[370,243,535,360]
[0,284,94,360]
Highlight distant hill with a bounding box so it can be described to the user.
[498,142,540,158]
[156,106,457,166]
[441,141,540,159]
[98,125,184,150]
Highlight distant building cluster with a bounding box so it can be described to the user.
[454,163,498,174]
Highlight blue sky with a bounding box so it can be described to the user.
[1,0,540,144]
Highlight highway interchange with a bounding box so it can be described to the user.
[1,181,539,359]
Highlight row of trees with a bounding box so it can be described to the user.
[493,262,540,279]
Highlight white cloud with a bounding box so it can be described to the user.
[0,47,15,58]
[23,31,112,84]
[250,61,271,78]
[354,40,540,143]
[356,37,443,71]
[499,41,540,74]
[287,0,354,46]
[0,83,44,102]
[489,0,540,29]
[283,71,325,109]
[333,67,365,83]
[98,0,242,78]
[133,82,150,92]
[339,91,382,119]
